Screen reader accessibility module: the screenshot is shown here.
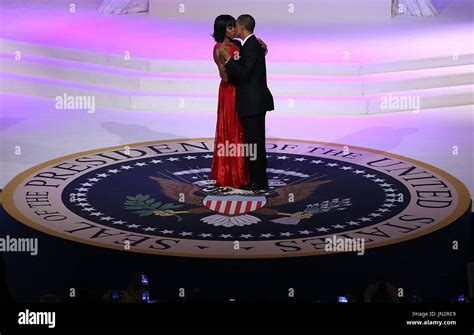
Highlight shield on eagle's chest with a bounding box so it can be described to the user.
[203,195,266,215]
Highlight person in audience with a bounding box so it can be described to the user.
[364,278,399,303]
[103,272,147,303]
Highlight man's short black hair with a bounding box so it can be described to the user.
[212,14,236,42]
[237,14,255,33]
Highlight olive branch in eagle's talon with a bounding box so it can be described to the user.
[123,193,188,222]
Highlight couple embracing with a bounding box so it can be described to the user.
[210,14,274,194]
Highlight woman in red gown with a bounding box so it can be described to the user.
[210,15,250,189]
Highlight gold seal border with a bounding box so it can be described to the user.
[1,137,472,259]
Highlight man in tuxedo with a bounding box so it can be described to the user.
[219,14,274,192]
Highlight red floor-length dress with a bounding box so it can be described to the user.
[211,42,250,188]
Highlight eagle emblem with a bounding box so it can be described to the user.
[147,176,347,227]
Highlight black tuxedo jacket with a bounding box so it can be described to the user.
[226,35,274,117]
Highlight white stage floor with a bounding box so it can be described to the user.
[0,0,473,209]
[1,92,472,209]
[0,0,473,63]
